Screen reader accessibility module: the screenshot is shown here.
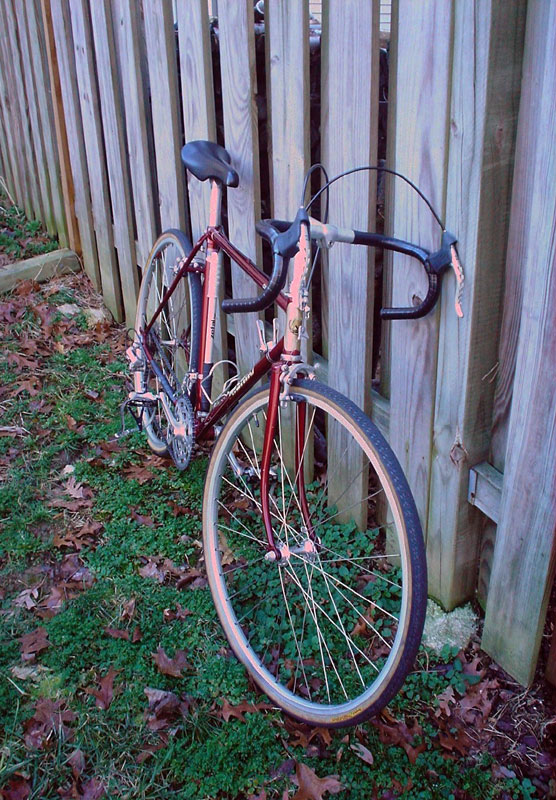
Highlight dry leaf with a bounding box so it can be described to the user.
[104,627,130,641]
[23,698,76,749]
[86,666,118,710]
[0,775,31,799]
[350,741,374,765]
[19,627,50,661]
[152,647,191,678]
[291,762,344,800]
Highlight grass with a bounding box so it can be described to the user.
[0,193,58,263]
[0,272,546,800]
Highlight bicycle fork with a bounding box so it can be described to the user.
[261,362,316,562]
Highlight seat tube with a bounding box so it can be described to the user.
[261,362,282,559]
[199,181,223,411]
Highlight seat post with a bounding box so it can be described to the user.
[208,180,222,228]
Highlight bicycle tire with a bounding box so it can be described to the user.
[134,229,202,457]
[203,379,426,727]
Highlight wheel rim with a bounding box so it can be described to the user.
[136,237,196,452]
[204,385,419,725]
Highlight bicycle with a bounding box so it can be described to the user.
[123,139,464,728]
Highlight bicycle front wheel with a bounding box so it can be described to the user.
[134,229,202,457]
[203,379,426,727]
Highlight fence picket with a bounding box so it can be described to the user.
[321,0,379,528]
[14,0,55,235]
[426,0,526,607]
[69,0,122,321]
[143,0,187,233]
[481,0,556,685]
[90,0,138,329]
[49,0,99,287]
[217,0,262,377]
[25,0,68,246]
[387,0,452,545]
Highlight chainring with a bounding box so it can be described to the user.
[168,394,195,471]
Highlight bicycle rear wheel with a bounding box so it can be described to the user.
[203,379,426,727]
[134,229,202,457]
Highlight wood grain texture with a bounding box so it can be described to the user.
[69,0,122,320]
[386,0,452,537]
[217,0,262,376]
[40,0,79,253]
[481,0,556,686]
[143,0,187,232]
[90,0,138,328]
[427,0,526,607]
[25,0,68,245]
[49,0,99,286]
[5,0,45,220]
[321,0,379,528]
[0,1,33,215]
[111,0,158,270]
[0,50,16,199]
[0,248,80,293]
[13,0,54,233]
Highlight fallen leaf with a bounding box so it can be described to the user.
[152,647,191,678]
[104,627,130,641]
[130,508,156,527]
[121,597,136,620]
[67,748,86,778]
[219,698,275,722]
[138,560,165,582]
[370,718,426,765]
[20,627,50,661]
[163,602,192,622]
[350,741,374,765]
[86,666,118,710]
[0,775,31,799]
[291,762,344,800]
[23,698,76,749]
[143,687,190,731]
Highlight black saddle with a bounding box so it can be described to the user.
[181,140,239,188]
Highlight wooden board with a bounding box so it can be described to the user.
[89,0,138,329]
[481,0,556,686]
[427,0,526,608]
[3,0,43,221]
[14,0,55,234]
[0,1,31,215]
[69,0,122,321]
[387,0,452,545]
[112,0,158,269]
[0,75,16,199]
[49,0,99,286]
[0,249,80,293]
[217,0,262,377]
[321,0,379,529]
[27,0,68,246]
[143,0,187,233]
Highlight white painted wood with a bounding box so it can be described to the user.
[217,0,262,377]
[90,0,139,328]
[49,0,99,288]
[113,0,158,269]
[481,0,556,686]
[143,0,187,232]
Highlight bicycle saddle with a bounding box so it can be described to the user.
[181,140,239,187]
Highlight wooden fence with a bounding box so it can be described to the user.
[1,0,555,689]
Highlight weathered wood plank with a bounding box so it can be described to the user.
[176,0,228,401]
[69,0,122,321]
[467,462,503,525]
[0,79,16,199]
[427,0,526,608]
[217,0,262,377]
[49,0,98,286]
[0,1,32,215]
[40,0,79,253]
[112,0,158,269]
[90,0,138,328]
[143,0,187,232]
[481,0,556,686]
[14,0,55,235]
[3,0,43,221]
[321,0,379,528]
[387,0,452,543]
[26,0,68,246]
[0,249,80,293]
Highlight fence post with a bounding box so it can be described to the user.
[425,0,526,608]
[481,0,556,686]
